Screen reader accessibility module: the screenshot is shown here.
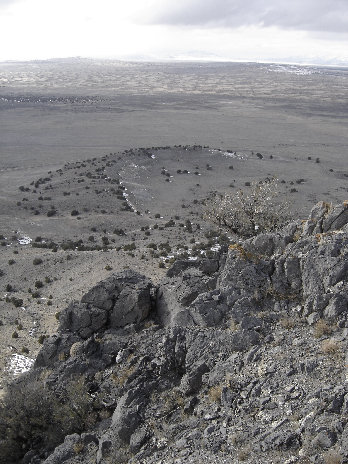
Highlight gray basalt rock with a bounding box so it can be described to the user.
[340,425,348,459]
[35,271,153,367]
[59,302,108,339]
[111,389,144,443]
[302,201,330,235]
[156,268,218,327]
[322,202,348,232]
[42,433,87,464]
[166,258,220,278]
[180,361,209,395]
[34,333,80,368]
[57,271,153,337]
[81,270,153,328]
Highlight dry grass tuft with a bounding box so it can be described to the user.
[237,447,250,461]
[280,317,295,329]
[112,365,136,387]
[323,449,342,464]
[313,319,333,338]
[208,385,223,404]
[73,442,84,454]
[321,339,340,356]
[229,318,239,332]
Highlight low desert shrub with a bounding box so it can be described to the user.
[123,243,136,252]
[10,297,23,308]
[38,334,46,344]
[204,177,290,237]
[0,372,92,462]
[46,209,57,217]
[113,228,125,236]
[280,317,295,329]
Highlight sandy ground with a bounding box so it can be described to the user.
[0,59,347,392]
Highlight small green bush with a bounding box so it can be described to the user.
[123,243,136,252]
[113,228,125,236]
[11,297,23,308]
[46,209,57,217]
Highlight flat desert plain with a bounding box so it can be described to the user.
[0,59,347,389]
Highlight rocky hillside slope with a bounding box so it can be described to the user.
[1,201,348,464]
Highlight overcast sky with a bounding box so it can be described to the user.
[0,0,347,64]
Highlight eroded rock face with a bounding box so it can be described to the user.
[35,270,154,368]
[58,270,153,337]
[80,270,153,328]
[156,267,220,327]
[216,201,348,327]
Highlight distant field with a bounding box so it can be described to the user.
[0,59,347,180]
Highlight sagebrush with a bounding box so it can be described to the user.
[204,177,290,237]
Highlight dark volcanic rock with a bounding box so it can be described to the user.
[81,270,153,328]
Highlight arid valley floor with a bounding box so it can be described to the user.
[0,59,347,392]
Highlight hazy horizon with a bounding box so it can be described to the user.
[0,0,347,66]
[1,56,348,69]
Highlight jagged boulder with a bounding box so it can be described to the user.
[80,269,153,328]
[155,203,348,330]
[302,200,348,235]
[57,270,153,336]
[35,270,154,367]
[58,302,108,339]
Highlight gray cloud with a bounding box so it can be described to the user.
[148,0,348,34]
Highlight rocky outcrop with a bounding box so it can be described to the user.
[4,202,348,464]
[157,201,348,332]
[35,270,154,368]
